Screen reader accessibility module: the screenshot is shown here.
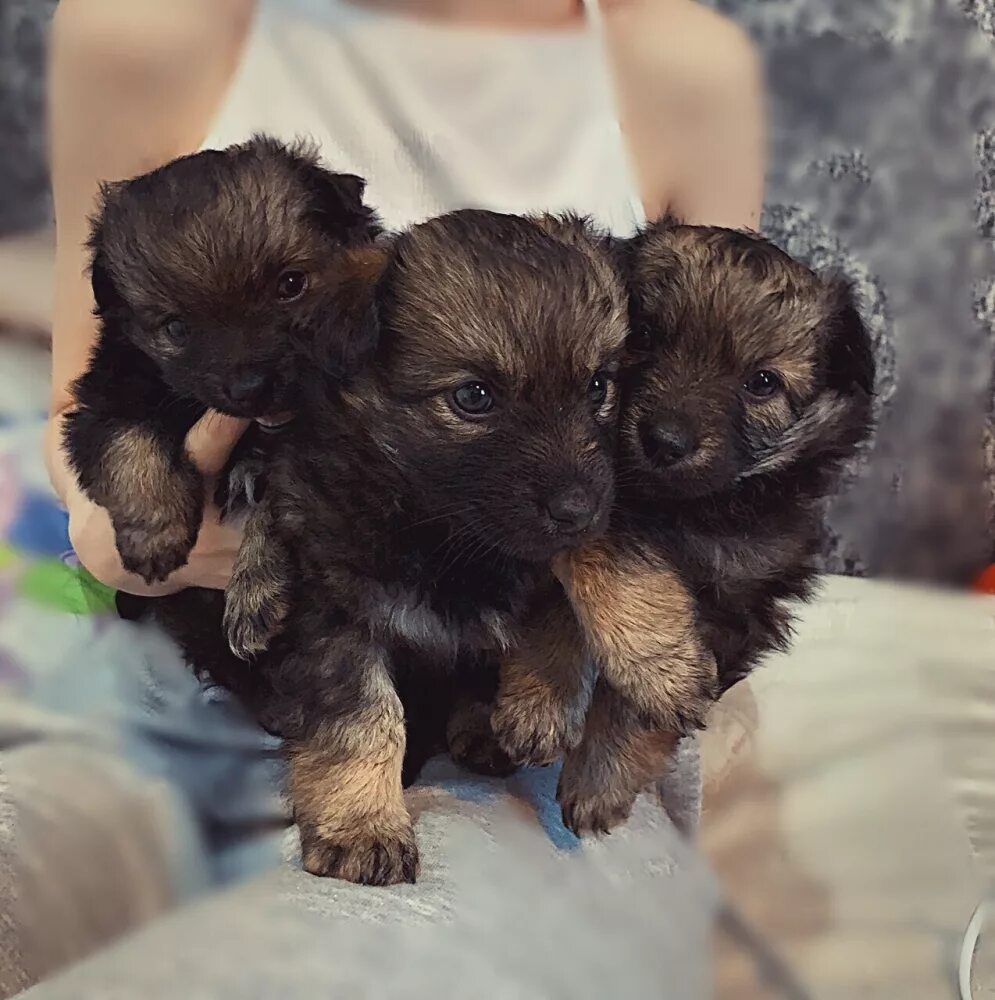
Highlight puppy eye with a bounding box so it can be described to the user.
[588,371,611,407]
[743,370,783,399]
[452,381,494,417]
[626,328,654,352]
[162,318,188,342]
[276,270,308,302]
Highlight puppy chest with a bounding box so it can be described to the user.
[367,587,516,658]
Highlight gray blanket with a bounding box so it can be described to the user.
[1,697,712,1000]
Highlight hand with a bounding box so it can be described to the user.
[47,408,250,595]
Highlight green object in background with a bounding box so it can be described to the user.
[16,558,117,615]
[0,544,15,570]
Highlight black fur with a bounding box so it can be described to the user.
[63,135,381,583]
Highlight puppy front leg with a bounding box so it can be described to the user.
[288,638,417,885]
[63,339,202,584]
[554,540,717,735]
[558,679,678,837]
[491,593,594,766]
[224,500,290,660]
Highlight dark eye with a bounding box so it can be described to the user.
[588,371,610,407]
[162,318,188,342]
[452,381,494,416]
[743,370,782,399]
[627,328,654,352]
[276,270,308,302]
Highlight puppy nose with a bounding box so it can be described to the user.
[224,373,271,406]
[640,414,699,467]
[545,484,598,532]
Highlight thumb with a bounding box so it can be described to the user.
[185,411,250,478]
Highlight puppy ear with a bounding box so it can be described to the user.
[87,220,121,314]
[317,246,390,379]
[823,278,876,396]
[302,163,382,244]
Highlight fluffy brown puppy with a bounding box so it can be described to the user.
[63,135,381,584]
[174,210,628,884]
[500,220,876,836]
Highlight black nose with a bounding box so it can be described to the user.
[544,484,598,532]
[224,373,271,406]
[639,414,699,467]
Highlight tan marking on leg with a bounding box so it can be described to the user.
[558,679,679,837]
[100,427,202,583]
[492,593,594,765]
[288,656,417,885]
[225,503,289,660]
[555,539,716,732]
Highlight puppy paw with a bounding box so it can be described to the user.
[217,456,267,521]
[491,690,584,766]
[299,825,419,886]
[557,762,638,837]
[447,699,517,778]
[224,577,287,661]
[113,508,200,585]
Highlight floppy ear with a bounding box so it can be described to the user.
[301,163,382,244]
[316,245,390,379]
[87,219,121,314]
[823,278,876,396]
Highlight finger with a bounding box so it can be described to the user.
[172,509,242,591]
[185,411,250,478]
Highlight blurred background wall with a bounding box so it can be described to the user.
[0,0,992,582]
[0,0,55,235]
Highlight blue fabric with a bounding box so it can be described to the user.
[0,347,286,888]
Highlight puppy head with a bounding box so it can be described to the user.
[88,135,382,418]
[621,221,875,500]
[352,210,628,563]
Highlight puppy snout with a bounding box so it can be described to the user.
[222,372,273,409]
[639,412,699,467]
[543,484,599,534]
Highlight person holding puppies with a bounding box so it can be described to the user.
[44,0,764,883]
[48,0,764,597]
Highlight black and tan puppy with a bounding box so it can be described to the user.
[500,219,876,835]
[172,210,628,884]
[63,135,381,584]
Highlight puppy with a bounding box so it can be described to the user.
[63,135,381,584]
[500,219,876,835]
[180,210,628,884]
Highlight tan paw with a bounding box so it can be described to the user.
[299,824,419,886]
[224,572,288,661]
[557,761,638,837]
[491,690,585,767]
[113,507,200,585]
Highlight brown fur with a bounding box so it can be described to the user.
[287,639,417,885]
[558,679,680,836]
[445,696,516,778]
[167,210,630,884]
[63,136,381,583]
[101,427,202,581]
[491,589,595,766]
[224,503,290,662]
[554,540,717,732]
[552,220,875,835]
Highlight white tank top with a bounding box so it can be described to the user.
[200,0,645,235]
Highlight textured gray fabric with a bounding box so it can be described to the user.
[0,0,56,235]
[18,755,716,1000]
[0,699,202,1000]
